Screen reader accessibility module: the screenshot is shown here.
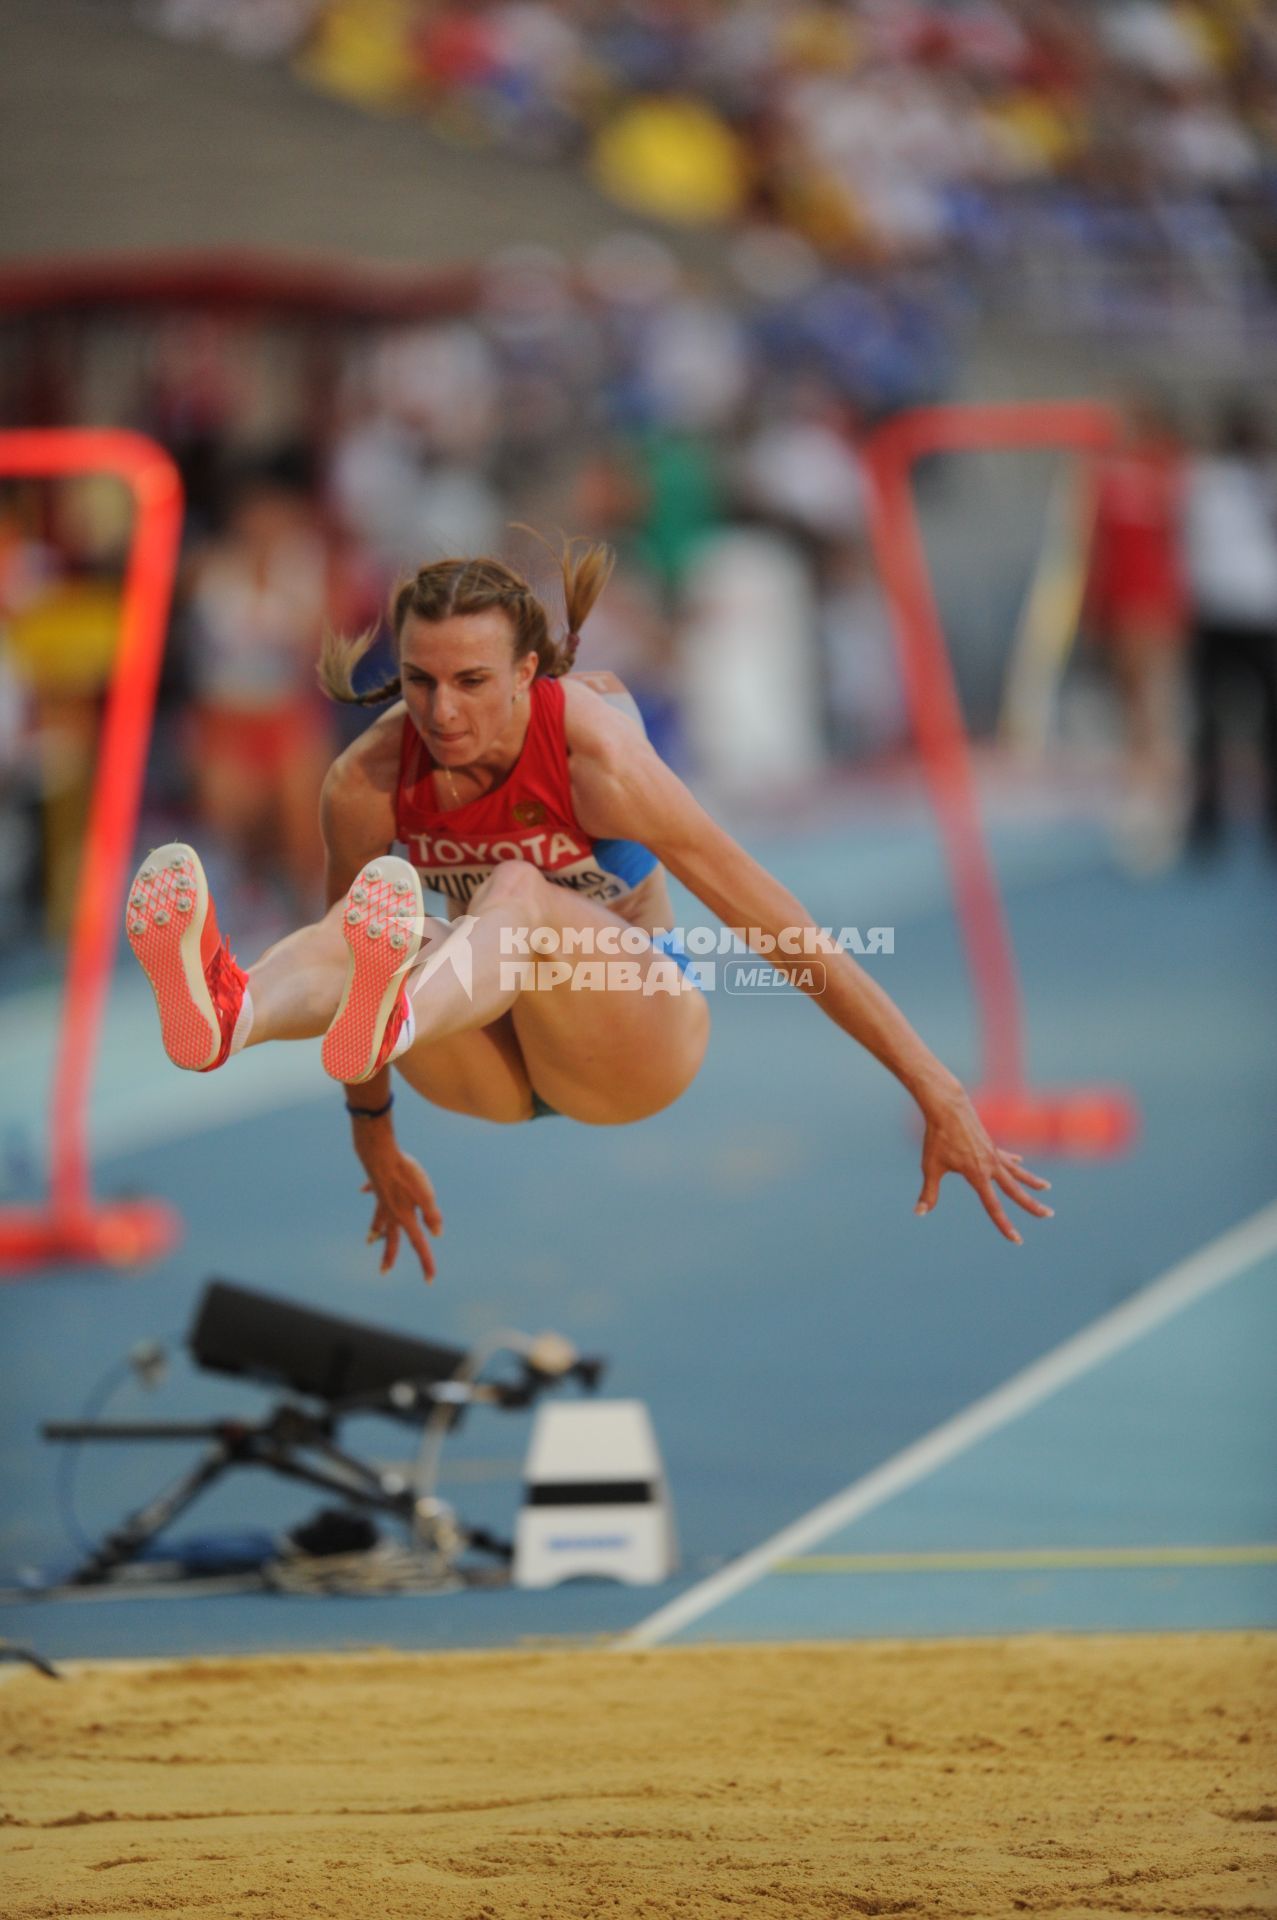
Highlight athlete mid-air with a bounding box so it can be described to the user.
[126,545,1052,1281]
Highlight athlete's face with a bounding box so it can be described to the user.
[398,612,537,765]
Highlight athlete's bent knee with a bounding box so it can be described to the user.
[474,860,552,915]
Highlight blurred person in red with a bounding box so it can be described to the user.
[1083,393,1189,868]
[183,448,333,917]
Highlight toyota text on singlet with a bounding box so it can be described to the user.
[394,674,658,908]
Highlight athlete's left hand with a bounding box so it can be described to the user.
[915,1084,1053,1244]
[358,1148,444,1281]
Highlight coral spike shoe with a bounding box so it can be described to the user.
[125,844,247,1071]
[322,856,425,1085]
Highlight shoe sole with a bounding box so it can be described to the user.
[125,843,221,1071]
[322,857,425,1084]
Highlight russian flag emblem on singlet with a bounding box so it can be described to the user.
[393,674,659,907]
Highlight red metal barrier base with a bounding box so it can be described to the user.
[0,1200,183,1276]
[972,1086,1140,1160]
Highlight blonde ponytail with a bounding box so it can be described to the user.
[560,539,616,669]
[512,527,616,674]
[316,624,401,707]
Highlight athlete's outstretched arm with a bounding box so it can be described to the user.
[565,684,1052,1245]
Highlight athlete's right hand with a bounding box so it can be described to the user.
[353,1129,444,1282]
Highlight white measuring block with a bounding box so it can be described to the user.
[514,1400,677,1588]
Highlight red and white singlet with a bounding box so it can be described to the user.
[394,674,659,908]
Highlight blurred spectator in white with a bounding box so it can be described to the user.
[820,543,907,762]
[738,379,868,548]
[329,321,504,568]
[374,322,499,459]
[734,379,903,764]
[678,524,826,793]
[413,462,504,557]
[638,282,751,435]
[1184,400,1277,856]
[1100,3,1211,88]
[580,237,733,600]
[1153,81,1263,191]
[328,407,436,570]
[146,0,323,60]
[183,449,333,915]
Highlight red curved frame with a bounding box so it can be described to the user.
[0,430,185,1272]
[862,402,1139,1158]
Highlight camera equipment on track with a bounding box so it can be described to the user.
[23,1279,606,1598]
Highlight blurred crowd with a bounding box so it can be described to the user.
[0,238,927,943]
[3,273,1275,953]
[140,0,1277,328]
[5,0,1277,944]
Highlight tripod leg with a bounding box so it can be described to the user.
[70,1441,236,1584]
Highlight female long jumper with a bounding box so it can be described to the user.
[126,545,1051,1281]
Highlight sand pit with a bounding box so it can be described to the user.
[1,1632,1274,1919]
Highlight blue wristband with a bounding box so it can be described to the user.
[346,1094,394,1119]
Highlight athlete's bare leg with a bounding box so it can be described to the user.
[393,863,710,1125]
[233,863,708,1125]
[241,900,536,1122]
[240,901,350,1043]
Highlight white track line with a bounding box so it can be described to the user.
[620,1196,1277,1649]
